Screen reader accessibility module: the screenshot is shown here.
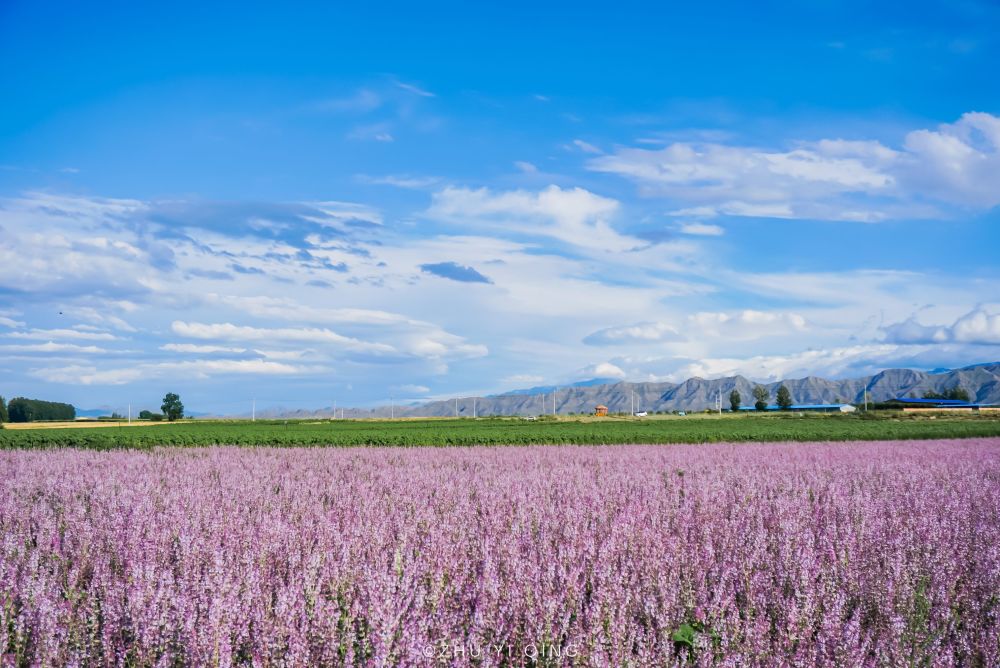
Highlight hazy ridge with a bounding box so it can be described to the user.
[248,362,1000,419]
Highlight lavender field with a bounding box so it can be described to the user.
[2,440,999,666]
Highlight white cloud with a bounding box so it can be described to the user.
[401,332,488,361]
[578,362,627,379]
[9,191,146,219]
[160,343,248,354]
[171,321,397,354]
[952,308,1000,344]
[514,161,539,173]
[428,185,640,252]
[0,310,26,328]
[171,317,488,362]
[687,310,807,340]
[304,201,383,227]
[252,349,313,360]
[588,111,1000,221]
[0,341,111,354]
[204,294,414,326]
[585,322,684,345]
[585,310,806,346]
[356,174,440,189]
[397,384,430,393]
[678,222,724,236]
[588,140,896,221]
[200,294,488,360]
[667,344,906,382]
[882,307,1000,345]
[573,139,603,154]
[62,307,137,332]
[731,269,920,305]
[32,359,309,386]
[6,328,119,341]
[395,80,435,97]
[880,317,951,344]
[899,112,1000,207]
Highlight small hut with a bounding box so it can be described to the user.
[594,405,608,417]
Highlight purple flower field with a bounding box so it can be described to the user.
[2,439,999,666]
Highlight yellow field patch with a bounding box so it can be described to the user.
[2,420,173,430]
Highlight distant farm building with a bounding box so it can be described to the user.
[738,404,857,413]
[594,405,608,417]
[888,397,999,413]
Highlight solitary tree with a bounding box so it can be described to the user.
[776,384,793,410]
[161,393,184,421]
[729,389,741,412]
[0,396,7,423]
[753,385,769,411]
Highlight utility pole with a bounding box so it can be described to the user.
[631,389,635,416]
[473,397,477,418]
[864,385,868,412]
[333,399,337,419]
[390,396,394,420]
[252,398,256,422]
[128,403,131,425]
[455,398,458,418]
[552,390,556,416]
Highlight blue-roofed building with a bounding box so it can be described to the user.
[738,404,857,413]
[889,397,1000,412]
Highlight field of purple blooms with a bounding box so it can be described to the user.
[2,439,999,666]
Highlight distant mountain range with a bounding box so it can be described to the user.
[75,407,118,418]
[246,362,1000,419]
[74,407,209,418]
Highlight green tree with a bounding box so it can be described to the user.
[0,396,7,423]
[752,385,769,411]
[729,389,741,412]
[924,386,971,402]
[949,387,972,402]
[161,393,184,421]
[776,385,793,410]
[6,397,75,422]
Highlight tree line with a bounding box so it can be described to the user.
[922,387,971,401]
[0,397,76,423]
[728,385,795,412]
[727,384,971,412]
[0,393,184,424]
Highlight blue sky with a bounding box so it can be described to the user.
[1,0,999,414]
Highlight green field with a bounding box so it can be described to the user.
[2,413,1000,449]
